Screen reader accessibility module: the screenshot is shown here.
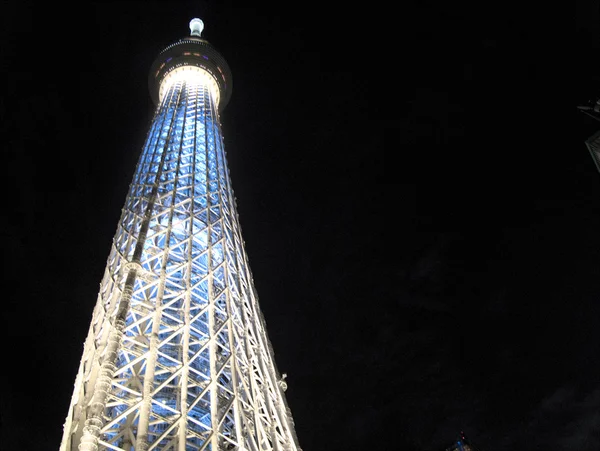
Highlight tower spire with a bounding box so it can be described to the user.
[189,17,204,37]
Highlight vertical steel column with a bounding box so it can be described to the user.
[136,80,189,451]
[203,84,220,450]
[177,82,199,451]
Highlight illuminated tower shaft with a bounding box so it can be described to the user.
[60,19,301,451]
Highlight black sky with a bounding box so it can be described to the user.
[2,1,600,450]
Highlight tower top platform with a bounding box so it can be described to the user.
[148,18,232,110]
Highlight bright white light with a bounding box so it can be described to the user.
[190,18,204,37]
[159,66,220,105]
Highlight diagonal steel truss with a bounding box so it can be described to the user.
[60,73,301,451]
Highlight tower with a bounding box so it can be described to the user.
[60,18,301,451]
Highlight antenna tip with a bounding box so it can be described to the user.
[190,18,204,37]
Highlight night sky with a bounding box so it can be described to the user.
[2,2,600,450]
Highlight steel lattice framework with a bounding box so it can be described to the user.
[60,19,301,451]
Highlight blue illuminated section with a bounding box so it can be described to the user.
[98,76,247,449]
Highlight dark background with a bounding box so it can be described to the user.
[2,1,600,450]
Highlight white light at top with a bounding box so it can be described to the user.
[158,66,220,105]
[190,18,204,37]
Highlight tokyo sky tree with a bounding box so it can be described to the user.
[60,18,301,451]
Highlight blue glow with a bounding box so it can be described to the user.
[100,77,246,448]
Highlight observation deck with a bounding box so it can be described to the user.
[148,19,232,110]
